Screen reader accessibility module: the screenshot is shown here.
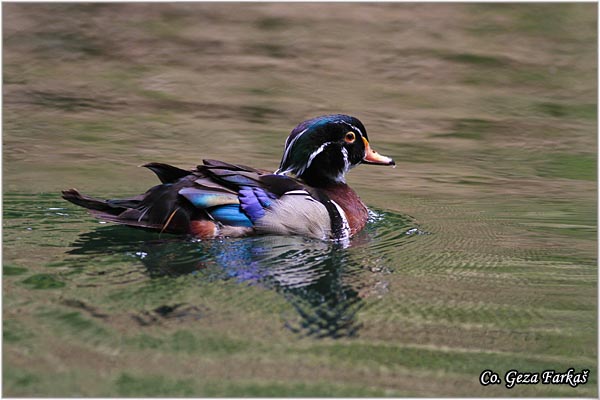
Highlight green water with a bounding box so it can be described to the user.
[3,3,597,397]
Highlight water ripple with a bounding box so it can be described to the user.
[4,193,421,338]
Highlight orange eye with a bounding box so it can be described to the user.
[344,132,356,143]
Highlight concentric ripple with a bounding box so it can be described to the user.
[67,209,421,338]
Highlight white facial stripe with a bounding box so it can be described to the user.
[341,147,350,173]
[299,141,348,182]
[279,127,308,173]
[338,121,364,137]
[278,119,363,177]
[305,141,334,171]
[333,173,346,184]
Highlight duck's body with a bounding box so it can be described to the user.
[63,114,394,240]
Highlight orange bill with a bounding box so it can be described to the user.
[362,137,395,166]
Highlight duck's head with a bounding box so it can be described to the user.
[276,114,395,186]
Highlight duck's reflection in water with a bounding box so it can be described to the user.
[68,228,376,338]
[143,235,367,338]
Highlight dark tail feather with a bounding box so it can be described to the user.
[61,188,124,215]
[86,209,165,230]
[142,162,191,184]
[62,188,189,233]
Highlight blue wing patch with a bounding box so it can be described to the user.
[180,185,274,228]
[209,204,253,227]
[179,187,239,208]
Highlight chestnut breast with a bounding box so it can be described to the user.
[320,183,369,236]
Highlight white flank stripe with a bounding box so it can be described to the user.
[330,200,351,241]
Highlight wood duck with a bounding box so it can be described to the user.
[62,114,395,241]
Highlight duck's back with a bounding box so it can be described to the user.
[63,160,350,240]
